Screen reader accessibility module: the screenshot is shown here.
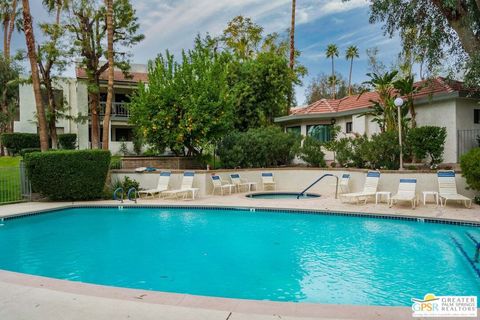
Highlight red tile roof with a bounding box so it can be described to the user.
[76,68,148,83]
[291,77,468,116]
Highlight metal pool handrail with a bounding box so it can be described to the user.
[297,174,339,199]
[113,188,124,203]
[127,187,138,203]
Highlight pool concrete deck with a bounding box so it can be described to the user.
[0,193,478,320]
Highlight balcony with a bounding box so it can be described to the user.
[92,102,130,118]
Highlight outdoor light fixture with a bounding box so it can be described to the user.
[330,118,336,125]
[394,97,404,170]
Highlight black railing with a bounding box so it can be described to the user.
[297,174,339,199]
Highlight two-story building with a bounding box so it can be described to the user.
[14,64,147,154]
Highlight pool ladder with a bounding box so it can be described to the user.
[113,187,138,203]
[297,174,339,199]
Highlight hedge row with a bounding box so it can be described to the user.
[0,132,78,154]
[1,133,40,155]
[24,150,111,200]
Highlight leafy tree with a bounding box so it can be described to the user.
[221,17,304,130]
[102,0,114,150]
[325,44,339,98]
[38,0,71,149]
[305,73,365,104]
[366,47,386,75]
[66,0,144,149]
[22,0,49,151]
[128,38,234,156]
[221,16,263,60]
[0,54,21,154]
[360,0,480,87]
[345,45,359,95]
[228,47,297,131]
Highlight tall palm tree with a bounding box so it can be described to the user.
[289,0,295,70]
[1,0,19,61]
[102,0,114,150]
[345,45,359,95]
[325,44,339,99]
[22,0,49,151]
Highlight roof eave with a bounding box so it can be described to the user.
[274,107,371,124]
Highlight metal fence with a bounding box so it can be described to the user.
[0,162,31,204]
[457,129,480,161]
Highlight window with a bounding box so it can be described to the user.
[286,126,301,136]
[346,122,353,133]
[475,109,480,124]
[114,128,133,141]
[307,124,331,142]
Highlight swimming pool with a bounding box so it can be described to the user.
[0,206,479,307]
[246,192,320,199]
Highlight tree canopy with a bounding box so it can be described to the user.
[128,16,305,155]
[361,0,480,87]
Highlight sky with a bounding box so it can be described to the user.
[10,0,402,104]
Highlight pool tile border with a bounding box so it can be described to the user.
[2,203,480,227]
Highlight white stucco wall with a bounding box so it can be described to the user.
[112,169,477,199]
[415,99,457,163]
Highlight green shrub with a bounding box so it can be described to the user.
[368,131,400,170]
[24,150,111,200]
[58,134,77,149]
[1,133,40,155]
[460,147,480,192]
[110,156,122,169]
[299,136,326,167]
[217,127,300,168]
[111,176,140,192]
[407,126,447,165]
[19,148,41,157]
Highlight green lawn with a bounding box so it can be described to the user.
[0,156,23,204]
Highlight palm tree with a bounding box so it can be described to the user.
[345,45,359,95]
[289,0,295,70]
[22,0,49,151]
[102,0,114,150]
[1,0,19,61]
[325,44,339,99]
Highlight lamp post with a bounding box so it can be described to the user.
[394,97,404,170]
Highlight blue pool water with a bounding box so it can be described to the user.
[0,207,479,306]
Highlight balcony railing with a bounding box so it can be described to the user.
[91,102,129,117]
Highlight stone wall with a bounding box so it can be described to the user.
[121,157,204,170]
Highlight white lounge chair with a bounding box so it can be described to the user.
[261,172,276,190]
[211,175,235,195]
[437,170,472,208]
[230,173,257,192]
[339,173,351,194]
[390,178,418,209]
[340,171,380,204]
[138,171,171,198]
[162,171,199,200]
